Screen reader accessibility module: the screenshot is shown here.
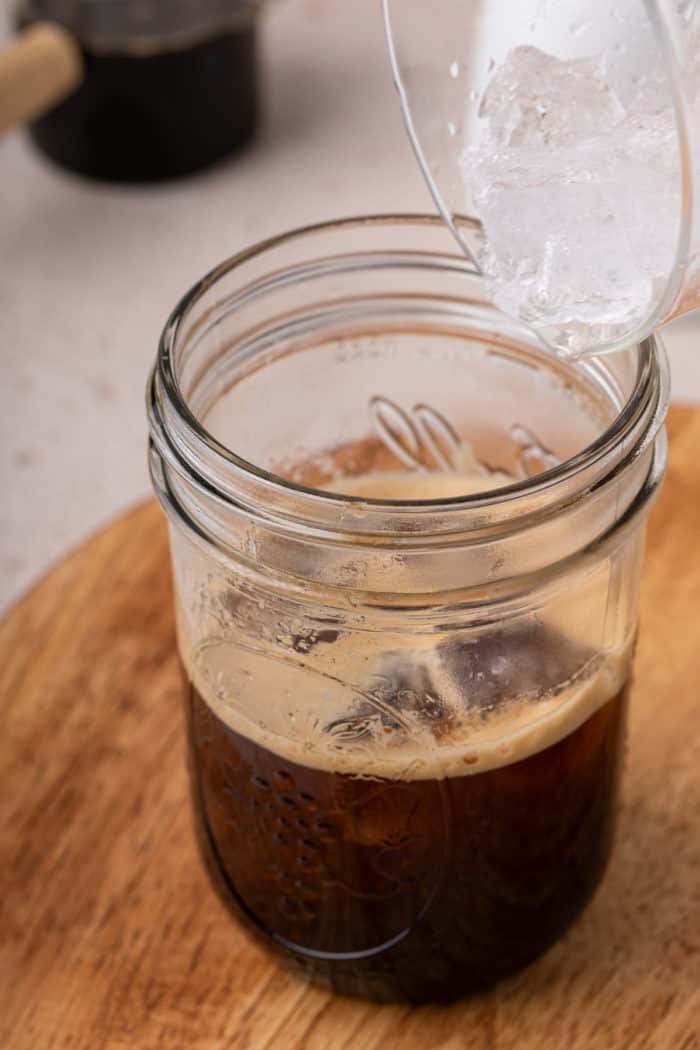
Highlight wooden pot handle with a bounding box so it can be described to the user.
[0,23,84,135]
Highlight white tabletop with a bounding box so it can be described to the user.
[1,0,699,614]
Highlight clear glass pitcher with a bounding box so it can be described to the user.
[384,0,700,356]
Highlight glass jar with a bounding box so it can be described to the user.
[17,0,257,181]
[147,215,668,1003]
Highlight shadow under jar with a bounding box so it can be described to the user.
[148,215,669,1003]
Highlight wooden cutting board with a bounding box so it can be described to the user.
[2,407,700,1050]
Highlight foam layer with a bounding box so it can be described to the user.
[323,456,512,500]
[182,466,632,781]
[324,468,508,500]
[187,636,630,780]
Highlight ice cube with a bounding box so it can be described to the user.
[475,46,625,150]
[462,45,681,351]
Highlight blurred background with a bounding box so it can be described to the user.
[1,0,699,613]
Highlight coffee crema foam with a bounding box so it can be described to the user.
[182,466,632,780]
[323,448,512,501]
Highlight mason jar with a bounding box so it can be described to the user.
[147,215,668,1003]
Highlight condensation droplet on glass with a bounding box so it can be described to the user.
[449,61,459,79]
[569,19,589,37]
[447,121,457,137]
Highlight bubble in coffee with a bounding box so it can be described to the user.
[182,468,631,1002]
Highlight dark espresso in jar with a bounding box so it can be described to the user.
[185,626,628,1003]
[21,23,257,181]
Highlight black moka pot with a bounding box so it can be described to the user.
[1,1,258,181]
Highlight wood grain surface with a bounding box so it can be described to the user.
[2,407,700,1050]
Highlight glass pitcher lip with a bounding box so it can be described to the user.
[151,213,668,524]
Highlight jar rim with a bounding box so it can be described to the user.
[152,213,669,526]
